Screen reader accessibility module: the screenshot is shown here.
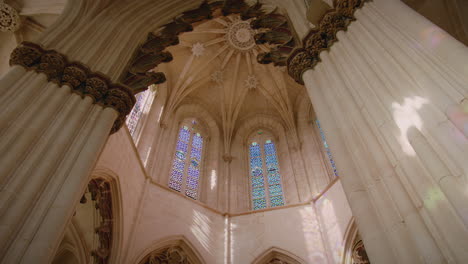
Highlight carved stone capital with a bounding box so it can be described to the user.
[0,1,21,32]
[10,42,136,133]
[287,0,368,84]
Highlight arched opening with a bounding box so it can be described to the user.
[252,247,305,264]
[343,219,371,264]
[136,237,205,264]
[51,249,80,264]
[52,172,122,264]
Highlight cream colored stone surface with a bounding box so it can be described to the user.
[1,0,467,263]
[315,181,353,264]
[230,205,328,264]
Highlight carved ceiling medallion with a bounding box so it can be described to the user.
[0,0,20,32]
[226,18,256,51]
[191,42,205,57]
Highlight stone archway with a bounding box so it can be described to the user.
[136,237,205,264]
[252,247,306,264]
[343,219,371,264]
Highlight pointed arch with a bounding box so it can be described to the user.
[134,236,205,264]
[342,218,371,264]
[252,247,306,264]
[90,167,125,264]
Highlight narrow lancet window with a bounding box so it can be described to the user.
[316,119,338,177]
[249,134,284,210]
[169,121,204,200]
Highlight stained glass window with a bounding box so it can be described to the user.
[169,122,204,200]
[126,88,155,137]
[316,119,338,177]
[248,137,284,210]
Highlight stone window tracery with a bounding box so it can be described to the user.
[169,120,204,200]
[249,131,285,210]
[126,86,156,138]
[316,119,338,178]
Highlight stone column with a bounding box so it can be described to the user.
[0,43,134,264]
[0,0,205,262]
[288,0,468,263]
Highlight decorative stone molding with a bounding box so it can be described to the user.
[191,42,205,57]
[351,239,370,264]
[244,74,258,90]
[10,42,136,133]
[210,70,224,84]
[226,18,256,51]
[0,0,20,32]
[144,246,188,264]
[122,0,298,94]
[86,179,113,264]
[268,258,289,264]
[287,0,369,84]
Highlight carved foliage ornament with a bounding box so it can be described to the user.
[352,240,370,264]
[10,42,136,133]
[0,0,20,32]
[287,0,369,84]
[144,246,189,264]
[82,179,113,264]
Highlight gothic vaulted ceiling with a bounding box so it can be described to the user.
[157,11,307,151]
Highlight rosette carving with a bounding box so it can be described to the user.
[0,1,20,32]
[37,51,67,83]
[62,63,89,90]
[9,42,43,68]
[287,0,368,84]
[84,75,109,102]
[9,42,136,133]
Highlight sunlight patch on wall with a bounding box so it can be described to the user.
[158,106,165,123]
[190,210,212,253]
[299,207,328,262]
[392,96,428,156]
[446,99,468,139]
[143,146,152,166]
[211,170,217,190]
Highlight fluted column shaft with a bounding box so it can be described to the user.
[303,2,468,263]
[0,70,119,263]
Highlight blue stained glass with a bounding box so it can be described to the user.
[176,141,188,152]
[264,141,284,207]
[251,177,264,188]
[126,90,151,137]
[268,173,281,185]
[316,120,338,177]
[253,198,267,210]
[180,126,191,142]
[264,142,276,155]
[249,144,261,156]
[169,127,190,192]
[270,195,284,207]
[185,132,203,200]
[269,184,283,197]
[251,167,263,177]
[252,187,266,199]
[192,134,203,149]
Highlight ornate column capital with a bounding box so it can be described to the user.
[9,42,136,133]
[0,0,20,32]
[287,0,369,84]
